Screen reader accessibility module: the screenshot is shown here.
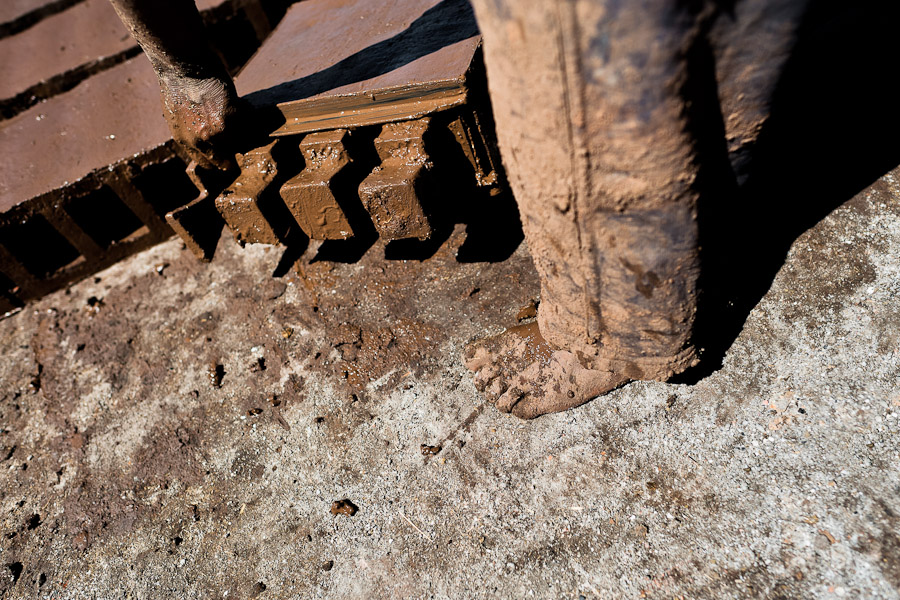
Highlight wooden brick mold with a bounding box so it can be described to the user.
[175,0,507,256]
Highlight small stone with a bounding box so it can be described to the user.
[516,299,538,322]
[322,560,334,571]
[208,362,225,388]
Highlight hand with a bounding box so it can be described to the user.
[159,74,243,171]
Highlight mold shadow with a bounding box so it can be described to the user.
[272,228,309,277]
[676,0,900,383]
[384,106,523,264]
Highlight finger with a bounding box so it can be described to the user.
[183,144,218,173]
[191,136,237,172]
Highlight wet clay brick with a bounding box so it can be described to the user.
[0,0,67,27]
[359,118,433,240]
[0,0,133,102]
[280,130,356,240]
[0,55,169,212]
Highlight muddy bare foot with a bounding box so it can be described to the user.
[464,322,630,419]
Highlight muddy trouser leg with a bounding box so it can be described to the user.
[469,0,705,381]
[710,0,808,179]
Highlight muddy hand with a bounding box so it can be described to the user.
[159,74,243,172]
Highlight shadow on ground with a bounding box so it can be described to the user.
[683,0,900,382]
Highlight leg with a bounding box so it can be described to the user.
[709,0,809,180]
[465,0,704,417]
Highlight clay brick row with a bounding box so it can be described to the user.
[0,1,287,313]
[0,55,201,312]
[0,0,278,121]
[0,0,83,37]
[0,0,62,25]
[0,0,133,102]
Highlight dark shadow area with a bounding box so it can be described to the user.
[135,158,203,219]
[454,189,524,263]
[676,0,900,383]
[309,128,381,264]
[244,0,479,107]
[451,57,524,263]
[66,186,144,249]
[1,215,81,278]
[272,227,309,277]
[381,103,522,263]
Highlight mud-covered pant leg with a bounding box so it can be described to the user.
[710,0,809,179]
[469,0,704,380]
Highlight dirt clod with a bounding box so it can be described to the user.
[28,364,43,394]
[6,562,22,584]
[208,362,225,388]
[330,499,358,517]
[515,300,538,322]
[420,444,442,456]
[85,296,104,315]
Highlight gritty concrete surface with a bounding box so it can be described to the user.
[0,168,899,599]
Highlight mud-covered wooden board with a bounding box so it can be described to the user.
[236,0,481,135]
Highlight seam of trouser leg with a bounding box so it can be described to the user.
[552,0,598,348]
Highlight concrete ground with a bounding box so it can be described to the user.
[0,167,899,599]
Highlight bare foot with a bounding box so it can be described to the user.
[464,322,630,419]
